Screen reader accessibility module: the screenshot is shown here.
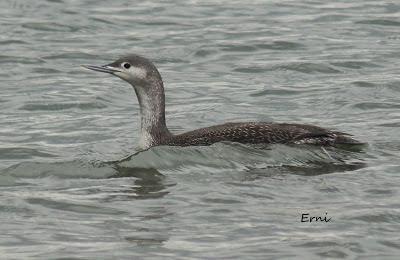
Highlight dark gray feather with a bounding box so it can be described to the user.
[163,122,363,147]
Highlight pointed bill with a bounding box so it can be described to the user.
[81,65,121,74]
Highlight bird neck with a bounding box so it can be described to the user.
[133,81,171,149]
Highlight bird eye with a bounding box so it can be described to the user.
[122,62,131,69]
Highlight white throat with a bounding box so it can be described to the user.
[138,91,157,149]
[133,82,170,150]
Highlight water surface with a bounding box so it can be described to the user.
[1,0,400,259]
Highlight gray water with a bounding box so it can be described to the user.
[0,0,399,259]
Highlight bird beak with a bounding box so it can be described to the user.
[81,64,121,74]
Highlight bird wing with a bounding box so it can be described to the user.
[168,122,357,146]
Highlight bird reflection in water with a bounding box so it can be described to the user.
[104,159,172,200]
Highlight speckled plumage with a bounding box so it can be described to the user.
[162,122,360,147]
[83,54,363,150]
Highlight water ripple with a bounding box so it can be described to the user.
[353,102,400,110]
[255,41,305,50]
[0,40,27,45]
[42,52,98,60]
[19,102,107,111]
[355,19,400,26]
[26,197,126,215]
[0,55,44,64]
[331,61,380,69]
[0,147,57,160]
[276,62,342,74]
[21,22,80,32]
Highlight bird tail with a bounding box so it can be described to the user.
[331,131,365,145]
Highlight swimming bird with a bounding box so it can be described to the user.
[82,54,362,150]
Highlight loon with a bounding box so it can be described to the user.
[82,54,362,150]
